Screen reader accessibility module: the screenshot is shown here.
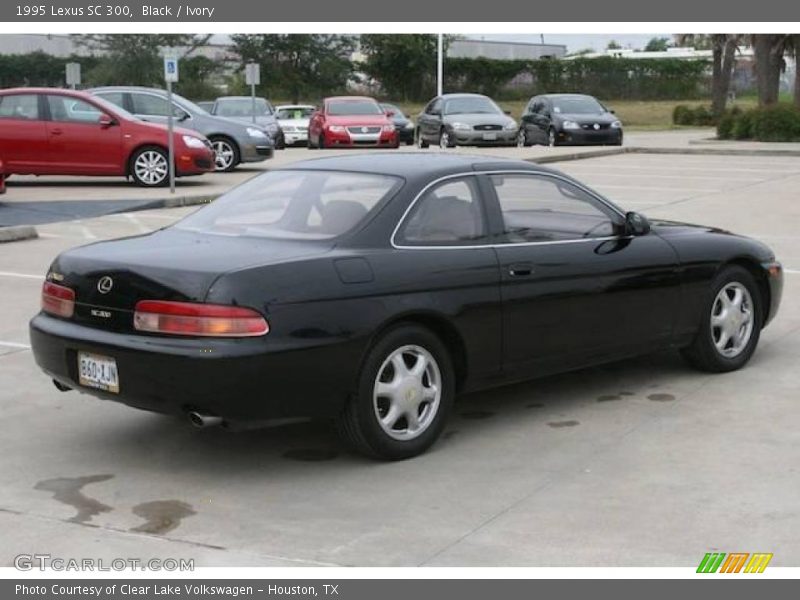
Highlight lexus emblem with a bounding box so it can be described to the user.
[97,276,114,294]
[361,126,369,133]
[593,123,600,130]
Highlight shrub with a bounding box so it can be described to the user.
[672,104,716,127]
[673,105,692,125]
[750,105,800,142]
[731,110,756,140]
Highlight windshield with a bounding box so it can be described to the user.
[552,96,606,115]
[215,98,272,117]
[443,97,500,115]
[276,106,315,120]
[171,92,212,115]
[327,100,383,116]
[174,170,401,240]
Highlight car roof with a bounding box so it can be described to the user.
[279,152,557,179]
[0,87,92,97]
[440,93,491,100]
[540,93,596,99]
[276,104,315,109]
[90,85,167,94]
[215,96,267,101]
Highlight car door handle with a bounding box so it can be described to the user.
[508,263,533,277]
[50,128,63,135]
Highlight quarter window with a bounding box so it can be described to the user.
[398,177,486,245]
[0,94,39,120]
[490,174,617,242]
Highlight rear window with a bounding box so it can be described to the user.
[175,170,401,240]
[216,98,272,117]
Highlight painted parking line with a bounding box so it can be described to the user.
[0,271,43,280]
[0,340,31,349]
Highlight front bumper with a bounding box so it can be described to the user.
[30,314,356,421]
[239,141,274,162]
[283,131,308,146]
[762,261,784,327]
[558,128,623,145]
[175,148,215,175]
[397,126,415,143]
[452,129,517,146]
[325,129,398,148]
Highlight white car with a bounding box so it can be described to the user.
[275,104,315,146]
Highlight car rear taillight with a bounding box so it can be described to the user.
[133,300,269,337]
[41,281,76,318]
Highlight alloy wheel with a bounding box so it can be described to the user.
[439,130,451,149]
[212,139,235,171]
[133,150,168,186]
[710,282,754,358]
[372,345,442,441]
[517,130,527,148]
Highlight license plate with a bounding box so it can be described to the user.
[78,352,119,393]
[482,132,497,141]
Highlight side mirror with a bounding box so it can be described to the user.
[503,109,512,115]
[98,114,116,128]
[625,211,650,236]
[173,108,190,121]
[385,110,395,117]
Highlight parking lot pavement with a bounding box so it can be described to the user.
[1,151,799,567]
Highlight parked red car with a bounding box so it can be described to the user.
[0,88,215,187]
[308,96,398,149]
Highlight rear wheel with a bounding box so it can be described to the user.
[210,137,239,172]
[130,147,169,187]
[336,325,455,460]
[681,265,762,372]
[318,133,326,150]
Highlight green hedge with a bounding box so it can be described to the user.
[672,104,717,126]
[0,52,100,88]
[717,105,800,142]
[445,56,710,101]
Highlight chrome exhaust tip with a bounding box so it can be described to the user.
[188,411,223,428]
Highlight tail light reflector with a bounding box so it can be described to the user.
[41,281,75,318]
[133,300,269,337]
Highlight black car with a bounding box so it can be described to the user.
[518,93,623,147]
[30,154,783,460]
[416,93,518,148]
[380,103,415,145]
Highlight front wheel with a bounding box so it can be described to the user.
[336,325,455,460]
[130,146,169,187]
[547,127,558,147]
[681,265,762,372]
[516,129,530,148]
[439,128,455,149]
[210,137,240,172]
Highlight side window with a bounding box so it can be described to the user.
[131,93,171,116]
[46,96,103,123]
[398,177,486,245]
[532,101,543,114]
[490,175,617,243]
[94,91,125,109]
[0,94,39,120]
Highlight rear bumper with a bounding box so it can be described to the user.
[558,129,623,145]
[29,313,356,421]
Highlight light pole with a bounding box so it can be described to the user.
[437,33,443,97]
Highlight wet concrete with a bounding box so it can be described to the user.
[130,500,196,535]
[34,474,114,524]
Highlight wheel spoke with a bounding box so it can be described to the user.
[409,353,428,380]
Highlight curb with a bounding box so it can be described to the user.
[528,147,628,165]
[640,145,800,157]
[0,225,38,243]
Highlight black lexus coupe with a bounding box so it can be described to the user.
[30,154,783,460]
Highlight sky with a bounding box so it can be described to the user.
[464,34,672,53]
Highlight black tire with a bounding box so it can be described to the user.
[681,265,763,373]
[209,136,240,172]
[336,324,455,460]
[439,127,456,149]
[405,138,414,146]
[318,133,326,150]
[275,132,286,150]
[129,146,170,187]
[416,128,429,149]
[516,128,530,148]
[307,136,316,149]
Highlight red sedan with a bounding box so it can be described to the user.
[0,88,215,187]
[308,96,398,149]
